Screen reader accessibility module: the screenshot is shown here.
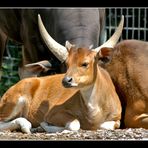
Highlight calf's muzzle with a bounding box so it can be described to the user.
[62,76,73,88]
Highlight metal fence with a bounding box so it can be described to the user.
[0,8,148,96]
[106,8,148,41]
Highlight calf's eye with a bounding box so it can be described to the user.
[81,62,88,68]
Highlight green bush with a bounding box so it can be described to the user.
[0,40,22,96]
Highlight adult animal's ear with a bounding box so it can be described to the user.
[24,60,52,76]
[97,47,114,64]
[65,41,75,52]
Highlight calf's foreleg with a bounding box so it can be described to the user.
[40,119,80,133]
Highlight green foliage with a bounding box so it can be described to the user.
[0,40,22,96]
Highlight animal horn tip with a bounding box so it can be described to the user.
[38,14,41,18]
[121,15,124,21]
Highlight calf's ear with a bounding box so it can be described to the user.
[97,47,114,64]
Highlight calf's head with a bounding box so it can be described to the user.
[62,44,98,88]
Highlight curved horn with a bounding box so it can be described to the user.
[94,15,124,52]
[38,14,68,62]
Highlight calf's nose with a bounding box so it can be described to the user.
[62,76,73,88]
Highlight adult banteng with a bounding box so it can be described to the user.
[0,8,106,79]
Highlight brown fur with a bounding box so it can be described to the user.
[99,39,148,129]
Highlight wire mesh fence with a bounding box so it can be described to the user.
[0,8,148,96]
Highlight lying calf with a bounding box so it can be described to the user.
[0,43,121,133]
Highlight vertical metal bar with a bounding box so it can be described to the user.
[105,8,108,39]
[120,8,123,40]
[132,8,135,39]
[138,8,141,40]
[126,8,129,39]
[144,8,147,41]
[114,8,118,41]
[115,8,117,27]
[109,8,112,38]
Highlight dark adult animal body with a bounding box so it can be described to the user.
[0,8,106,79]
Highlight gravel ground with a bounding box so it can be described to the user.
[0,128,148,141]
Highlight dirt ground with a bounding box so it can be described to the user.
[0,128,148,141]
